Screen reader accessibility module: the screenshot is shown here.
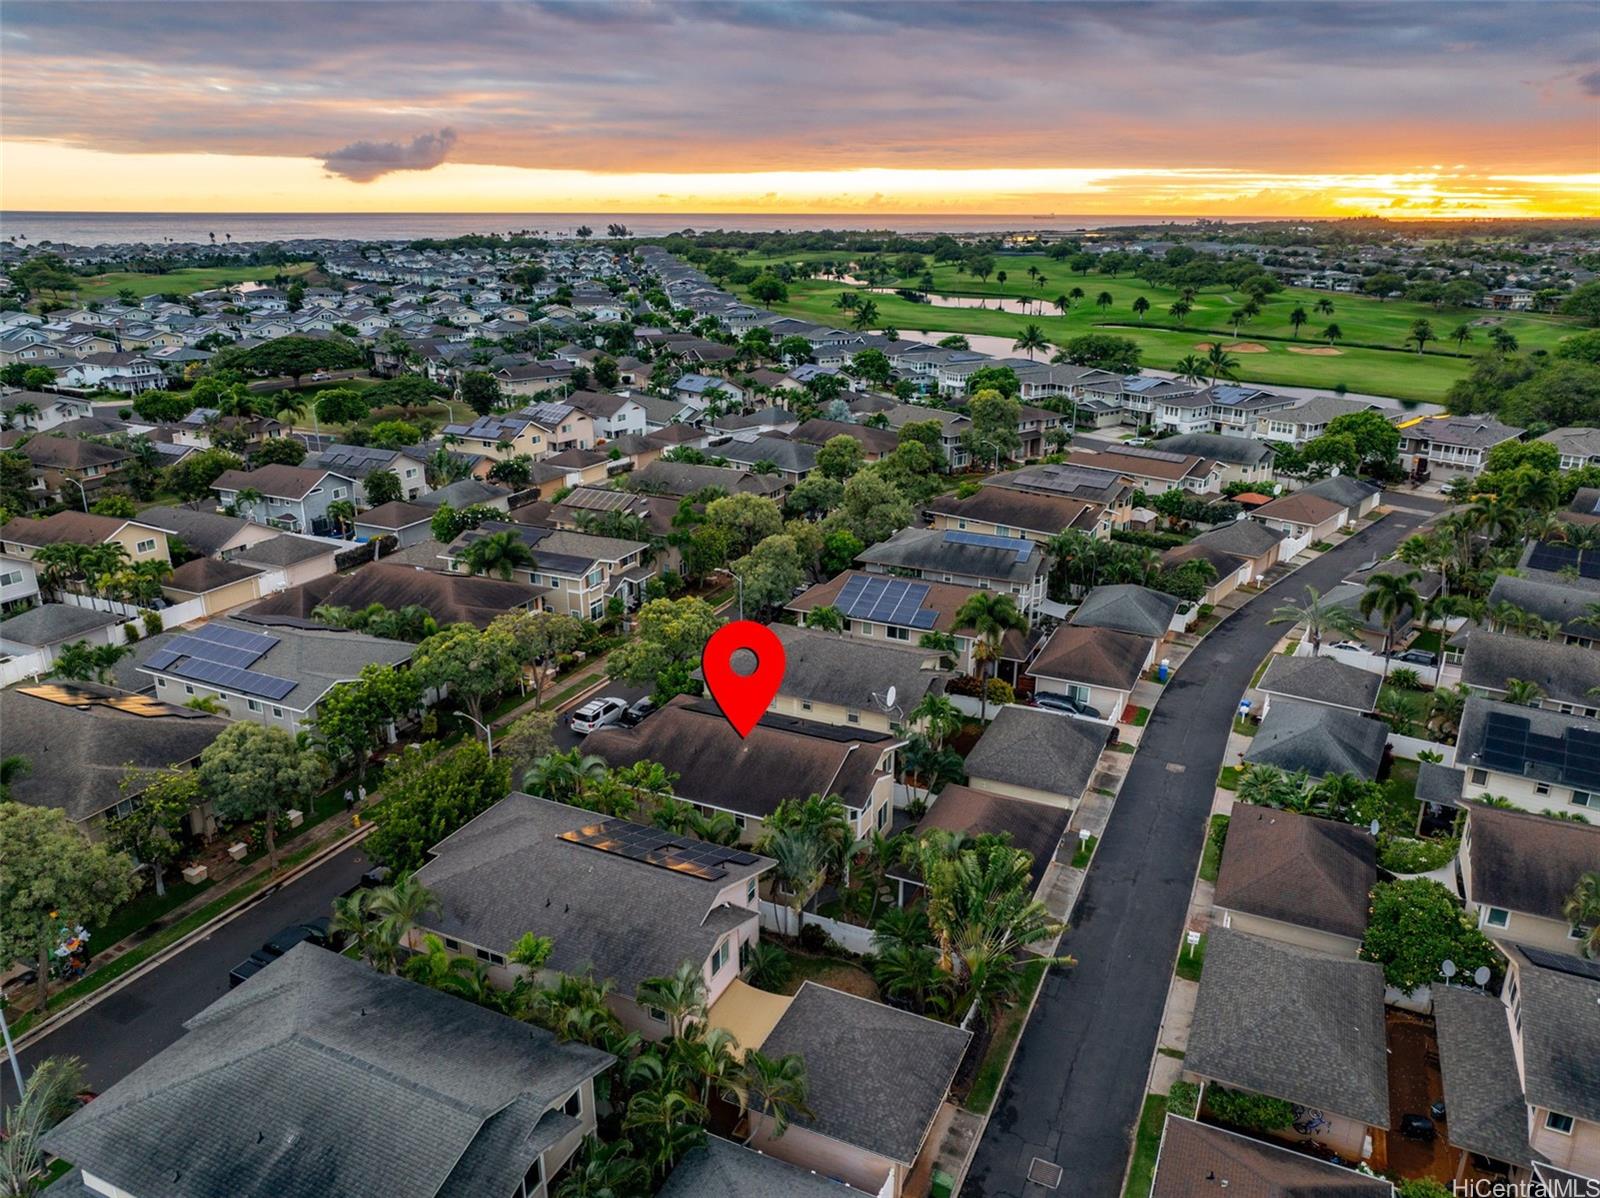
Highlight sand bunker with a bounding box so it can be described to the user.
[1287,345,1344,356]
[1193,341,1269,354]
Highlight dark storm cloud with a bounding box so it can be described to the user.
[320,128,458,181]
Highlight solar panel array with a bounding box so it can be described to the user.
[558,818,760,881]
[1103,444,1192,465]
[944,530,1035,562]
[1519,944,1600,983]
[561,487,637,512]
[1527,541,1600,581]
[1479,710,1600,792]
[145,624,299,702]
[834,574,940,629]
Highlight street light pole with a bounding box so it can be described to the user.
[728,569,746,621]
[0,996,24,1098]
[459,712,494,757]
[67,477,89,513]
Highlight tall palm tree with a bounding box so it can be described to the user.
[1502,678,1545,707]
[1287,306,1308,338]
[909,693,963,751]
[1359,569,1422,686]
[369,872,441,969]
[1267,586,1360,656]
[553,1139,649,1198]
[851,299,879,331]
[637,960,708,1039]
[330,889,384,969]
[0,1056,87,1198]
[461,529,535,579]
[9,400,39,430]
[1013,324,1048,361]
[1314,297,1335,317]
[1132,295,1151,321]
[742,1049,813,1144]
[325,498,356,538]
[1168,298,1192,325]
[1205,343,1239,383]
[1562,871,1600,959]
[1173,354,1208,386]
[768,826,827,936]
[524,749,609,805]
[955,591,1029,721]
[1096,291,1114,311]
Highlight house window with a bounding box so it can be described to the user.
[746,878,757,904]
[272,706,284,718]
[646,1005,667,1023]
[155,677,166,688]
[711,939,730,974]
[1535,782,1551,796]
[521,1157,543,1196]
[135,539,157,554]
[733,814,747,829]
[1484,907,1510,928]
[1572,791,1594,808]
[847,710,860,724]
[563,1089,582,1118]
[799,700,812,712]
[1470,768,1488,785]
[877,803,889,829]
[247,699,261,712]
[0,570,22,587]
[183,684,194,695]
[885,626,909,641]
[1545,1111,1575,1135]
[444,938,459,950]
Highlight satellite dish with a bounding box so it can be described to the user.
[1441,959,1458,979]
[1369,819,1382,837]
[1473,966,1491,987]
[884,685,898,712]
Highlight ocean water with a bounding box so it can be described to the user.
[0,210,1247,248]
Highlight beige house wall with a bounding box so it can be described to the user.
[747,1119,898,1197]
[1214,908,1363,959]
[965,774,1078,812]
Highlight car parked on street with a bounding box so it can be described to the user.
[569,695,629,735]
[618,696,656,727]
[228,919,334,988]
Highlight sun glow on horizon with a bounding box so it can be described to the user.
[4,141,1597,220]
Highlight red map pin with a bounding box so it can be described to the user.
[702,620,787,739]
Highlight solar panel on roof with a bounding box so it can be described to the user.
[943,530,1035,561]
[558,817,749,881]
[145,647,180,670]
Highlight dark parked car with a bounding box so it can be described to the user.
[619,696,657,727]
[1400,1115,1437,1142]
[1034,692,1104,720]
[229,920,334,987]
[1391,648,1439,667]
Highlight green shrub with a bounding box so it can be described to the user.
[142,609,164,637]
[746,942,792,990]
[1397,1181,1454,1198]
[1168,1080,1200,1119]
[1206,1087,1296,1131]
[1378,836,1459,875]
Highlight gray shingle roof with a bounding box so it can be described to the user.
[1487,574,1600,637]
[1461,632,1600,706]
[236,533,339,568]
[658,1138,846,1198]
[413,478,513,509]
[1185,928,1390,1126]
[1415,761,1464,807]
[888,784,1069,895]
[1257,654,1382,713]
[1070,584,1181,638]
[1456,696,1600,792]
[0,601,122,649]
[1214,805,1376,941]
[856,526,1045,586]
[759,982,969,1165]
[42,946,611,1198]
[1152,432,1277,467]
[768,623,950,713]
[413,793,770,994]
[963,706,1108,800]
[1507,944,1600,1125]
[1027,625,1152,691]
[1190,518,1285,560]
[1302,474,1382,510]
[1243,699,1388,780]
[135,505,258,556]
[1431,986,1531,1167]
[1466,804,1600,923]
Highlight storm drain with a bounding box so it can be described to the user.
[1027,1158,1063,1189]
[1166,762,1187,774]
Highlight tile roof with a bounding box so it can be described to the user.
[759,982,969,1165]
[1250,490,1346,527]
[856,526,1045,586]
[413,793,770,993]
[1214,804,1376,941]
[235,533,339,568]
[244,560,541,629]
[16,434,129,470]
[888,784,1069,895]
[164,556,263,593]
[41,946,611,1198]
[1185,928,1390,1126]
[963,706,1108,800]
[1488,574,1600,637]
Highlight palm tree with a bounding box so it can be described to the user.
[461,529,534,579]
[742,1049,812,1144]
[1450,323,1474,350]
[270,394,307,427]
[909,693,963,751]
[1267,586,1359,656]
[1013,324,1048,361]
[851,299,879,331]
[955,591,1029,722]
[232,486,264,523]
[369,872,440,970]
[1503,678,1545,707]
[9,400,39,430]
[325,498,356,538]
[524,749,609,805]
[622,1083,707,1175]
[1096,291,1114,312]
[330,889,385,969]
[1359,569,1422,686]
[1132,295,1150,321]
[1407,318,1435,354]
[1322,322,1343,345]
[1288,306,1309,338]
[873,942,946,1016]
[1314,297,1335,317]
[1053,294,1070,317]
[636,960,708,1039]
[0,1056,87,1198]
[1562,871,1600,959]
[553,1139,649,1198]
[768,826,827,936]
[1169,299,1192,325]
[1205,343,1239,383]
[1173,354,1208,386]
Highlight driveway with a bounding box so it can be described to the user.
[962,501,1443,1197]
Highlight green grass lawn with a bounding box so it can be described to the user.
[1175,933,1207,983]
[1216,767,1241,793]
[1072,834,1099,869]
[1199,813,1230,881]
[87,876,214,953]
[964,957,1049,1115]
[727,249,1586,402]
[1123,1094,1170,1198]
[65,263,316,304]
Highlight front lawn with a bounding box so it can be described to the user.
[1122,1094,1170,1198]
[1072,834,1099,869]
[1217,766,1241,792]
[1175,933,1206,983]
[1199,813,1230,882]
[963,958,1049,1115]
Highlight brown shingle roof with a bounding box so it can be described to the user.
[16,434,129,471]
[1251,490,1345,526]
[925,487,1100,536]
[1027,625,1153,691]
[1214,804,1377,941]
[0,510,158,548]
[213,464,348,500]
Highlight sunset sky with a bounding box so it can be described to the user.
[2,0,1596,218]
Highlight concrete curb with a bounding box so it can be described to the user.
[14,823,374,1053]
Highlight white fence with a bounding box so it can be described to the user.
[1278,529,1314,561]
[1293,639,1391,676]
[0,650,52,688]
[759,900,878,956]
[1388,733,1453,764]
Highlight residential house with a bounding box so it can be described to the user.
[246,560,543,630]
[709,434,817,484]
[1486,574,1597,648]
[0,510,172,566]
[352,499,436,547]
[625,458,786,500]
[1158,538,1254,606]
[55,352,165,394]
[659,1138,850,1198]
[764,623,951,734]
[1248,489,1348,543]
[565,389,651,440]
[1212,804,1376,957]
[1460,631,1600,717]
[1069,584,1182,640]
[0,602,128,669]
[1257,396,1387,446]
[1186,519,1286,580]
[1456,696,1600,818]
[13,434,130,504]
[1538,426,1600,471]
[985,460,1136,519]
[414,478,515,514]
[788,417,900,461]
[439,403,595,464]
[0,553,40,612]
[137,617,414,734]
[1,390,91,433]
[234,533,341,590]
[586,695,901,844]
[1301,473,1383,521]
[42,946,613,1198]
[885,783,1070,906]
[741,983,970,1198]
[672,373,745,412]
[134,504,280,560]
[1026,624,1155,721]
[411,792,773,1038]
[925,485,1106,543]
[1396,414,1525,482]
[1150,1117,1395,1198]
[0,680,226,836]
[1145,432,1277,488]
[1256,654,1381,716]
[1183,927,1390,1162]
[442,522,651,618]
[1461,804,1600,956]
[162,557,271,617]
[1242,698,1388,781]
[212,465,362,536]
[494,359,574,396]
[962,705,1110,811]
[310,443,432,504]
[855,527,1049,614]
[1063,445,1223,496]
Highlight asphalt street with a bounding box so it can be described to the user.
[962,497,1444,1197]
